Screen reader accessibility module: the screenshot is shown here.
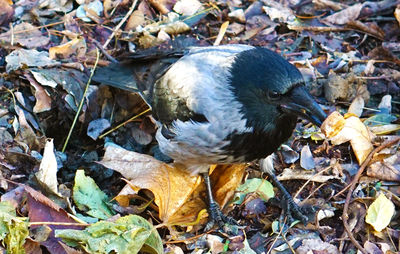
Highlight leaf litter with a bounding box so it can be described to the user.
[0,0,399,253]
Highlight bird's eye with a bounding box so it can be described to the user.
[268,90,281,100]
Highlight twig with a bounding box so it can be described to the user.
[61,49,100,152]
[29,221,89,226]
[342,137,400,254]
[98,108,151,139]
[293,165,332,199]
[103,0,138,49]
[92,39,118,63]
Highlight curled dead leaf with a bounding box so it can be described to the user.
[321,111,373,164]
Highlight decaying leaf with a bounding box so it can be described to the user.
[0,201,29,253]
[55,215,163,254]
[365,193,395,232]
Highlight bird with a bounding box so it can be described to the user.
[93,43,327,228]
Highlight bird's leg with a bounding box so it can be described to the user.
[202,172,238,230]
[266,172,309,224]
[260,156,313,224]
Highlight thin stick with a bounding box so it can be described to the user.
[103,0,138,49]
[98,108,151,139]
[29,221,89,226]
[61,49,100,152]
[342,137,400,254]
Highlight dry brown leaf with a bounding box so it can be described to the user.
[0,23,50,48]
[367,152,400,182]
[125,10,145,31]
[99,145,201,224]
[211,164,247,208]
[321,111,373,164]
[49,37,87,60]
[347,20,385,40]
[323,3,362,25]
[24,73,52,113]
[35,139,60,196]
[100,145,246,225]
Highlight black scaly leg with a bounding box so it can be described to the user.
[202,171,238,230]
[266,171,309,224]
[260,156,312,224]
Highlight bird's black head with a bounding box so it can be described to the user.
[229,47,326,131]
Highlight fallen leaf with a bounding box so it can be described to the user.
[367,152,400,182]
[0,0,13,26]
[365,193,395,232]
[323,3,362,25]
[35,139,59,196]
[24,185,85,253]
[347,95,364,117]
[321,111,373,164]
[55,215,163,254]
[5,49,60,72]
[300,145,315,170]
[0,201,29,253]
[297,238,339,254]
[173,0,202,16]
[87,118,110,140]
[24,73,52,113]
[0,23,50,48]
[233,178,274,205]
[369,124,400,135]
[73,170,114,220]
[100,145,245,225]
[99,145,201,224]
[49,37,87,60]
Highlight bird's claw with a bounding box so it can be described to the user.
[270,196,316,225]
[204,202,238,232]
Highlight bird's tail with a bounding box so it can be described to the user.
[92,47,186,106]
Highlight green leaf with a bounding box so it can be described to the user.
[233,178,274,205]
[56,214,163,254]
[73,170,114,220]
[0,201,29,253]
[365,193,395,232]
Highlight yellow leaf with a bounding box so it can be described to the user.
[99,145,246,226]
[365,193,395,232]
[321,111,373,164]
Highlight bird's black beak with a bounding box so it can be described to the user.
[280,86,326,126]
